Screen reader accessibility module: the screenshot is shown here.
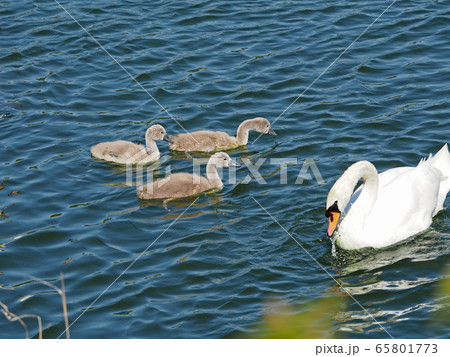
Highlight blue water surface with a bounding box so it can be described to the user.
[0,0,449,338]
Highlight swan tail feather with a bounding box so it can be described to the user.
[429,144,450,215]
[430,144,450,177]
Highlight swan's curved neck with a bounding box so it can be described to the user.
[345,161,379,217]
[145,137,159,156]
[236,119,257,145]
[206,161,223,189]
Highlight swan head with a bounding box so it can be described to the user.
[250,117,277,137]
[209,152,241,168]
[325,172,356,237]
[325,200,341,237]
[146,124,173,144]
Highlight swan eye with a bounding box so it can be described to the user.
[223,158,227,161]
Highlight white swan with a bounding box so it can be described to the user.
[90,124,173,164]
[325,144,450,250]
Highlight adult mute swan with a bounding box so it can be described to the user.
[169,117,276,152]
[90,124,173,164]
[137,152,240,199]
[325,144,450,250]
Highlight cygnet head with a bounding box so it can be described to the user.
[209,152,241,168]
[145,124,173,143]
[252,117,277,136]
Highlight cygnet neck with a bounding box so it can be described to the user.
[236,119,258,145]
[145,136,159,158]
[206,160,223,189]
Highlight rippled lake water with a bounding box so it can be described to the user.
[1,0,449,338]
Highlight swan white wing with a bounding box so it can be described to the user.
[364,164,440,247]
[345,166,411,215]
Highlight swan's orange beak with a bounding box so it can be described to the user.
[325,200,341,237]
[327,211,340,237]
